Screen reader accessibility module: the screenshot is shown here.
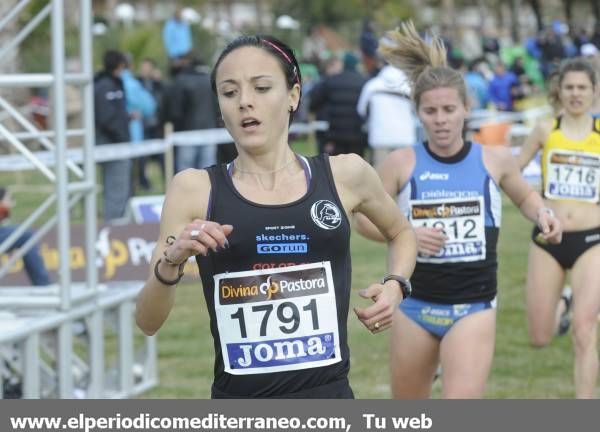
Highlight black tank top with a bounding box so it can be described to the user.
[197,154,352,397]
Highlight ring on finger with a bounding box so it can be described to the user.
[374,321,380,330]
[190,224,207,241]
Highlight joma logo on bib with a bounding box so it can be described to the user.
[227,333,335,370]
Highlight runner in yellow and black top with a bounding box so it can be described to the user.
[518,58,600,398]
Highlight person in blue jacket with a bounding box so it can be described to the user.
[162,8,192,61]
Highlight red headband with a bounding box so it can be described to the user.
[263,39,299,84]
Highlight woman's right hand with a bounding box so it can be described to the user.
[413,226,447,257]
[163,219,234,264]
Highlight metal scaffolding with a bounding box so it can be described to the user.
[0,0,156,399]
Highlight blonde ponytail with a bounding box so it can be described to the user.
[379,21,447,84]
[378,21,466,108]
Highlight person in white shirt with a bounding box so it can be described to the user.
[357,55,417,167]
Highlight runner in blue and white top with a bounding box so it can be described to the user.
[356,21,562,399]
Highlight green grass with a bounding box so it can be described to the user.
[2,138,597,398]
[138,198,592,399]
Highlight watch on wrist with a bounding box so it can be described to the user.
[381,274,412,299]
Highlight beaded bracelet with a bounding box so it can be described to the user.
[154,258,185,286]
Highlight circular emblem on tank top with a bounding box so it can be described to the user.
[310,200,342,230]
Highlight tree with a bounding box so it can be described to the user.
[563,0,574,29]
[270,0,365,27]
[592,0,600,22]
[527,0,544,31]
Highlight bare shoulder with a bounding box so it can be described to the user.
[165,168,211,220]
[531,118,554,140]
[329,153,371,186]
[481,144,519,181]
[170,168,210,191]
[380,147,415,169]
[482,144,513,162]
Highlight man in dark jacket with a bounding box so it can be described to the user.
[165,53,219,172]
[93,50,131,222]
[308,52,368,157]
[137,58,166,190]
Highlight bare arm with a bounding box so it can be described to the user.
[487,146,562,244]
[332,154,417,333]
[353,148,413,241]
[353,149,448,256]
[516,119,550,170]
[135,169,232,335]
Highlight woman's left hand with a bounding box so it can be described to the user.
[536,208,562,244]
[353,281,403,333]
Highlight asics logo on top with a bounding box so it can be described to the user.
[419,171,449,181]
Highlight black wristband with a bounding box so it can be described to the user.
[154,258,185,286]
[381,274,412,299]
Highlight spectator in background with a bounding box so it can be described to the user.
[525,33,543,60]
[572,27,590,52]
[165,53,218,172]
[93,50,131,222]
[510,57,535,106]
[458,59,490,110]
[581,42,598,58]
[122,58,156,145]
[121,57,156,195]
[302,25,328,67]
[162,8,192,61]
[539,29,566,78]
[481,28,500,65]
[138,58,166,189]
[591,23,600,49]
[293,62,320,125]
[488,62,518,111]
[360,19,383,78]
[0,188,51,286]
[357,47,416,166]
[582,44,600,118]
[510,56,527,79]
[306,55,340,155]
[309,52,368,157]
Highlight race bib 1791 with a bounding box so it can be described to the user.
[214,262,341,375]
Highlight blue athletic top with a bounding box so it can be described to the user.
[397,141,502,303]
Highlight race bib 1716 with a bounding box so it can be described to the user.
[545,150,600,202]
[410,196,486,263]
[214,262,341,375]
